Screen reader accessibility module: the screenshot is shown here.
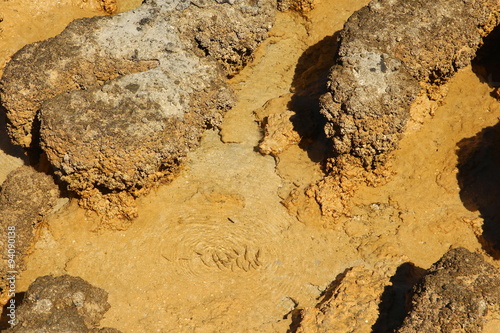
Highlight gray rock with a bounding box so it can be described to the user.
[0,166,60,302]
[321,0,500,169]
[1,0,275,149]
[0,0,275,226]
[398,247,500,333]
[179,0,276,76]
[3,275,121,332]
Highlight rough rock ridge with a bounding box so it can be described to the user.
[0,0,276,227]
[398,247,500,333]
[3,275,121,332]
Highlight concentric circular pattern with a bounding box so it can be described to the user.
[160,221,271,276]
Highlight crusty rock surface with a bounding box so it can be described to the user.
[277,0,315,13]
[0,0,275,226]
[398,247,500,333]
[321,0,500,169]
[255,94,301,156]
[1,0,275,149]
[3,275,121,332]
[312,0,500,218]
[0,166,60,304]
[179,0,275,76]
[294,266,387,333]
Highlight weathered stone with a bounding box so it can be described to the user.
[398,247,500,333]
[0,0,275,149]
[255,95,301,156]
[321,0,500,169]
[277,0,315,13]
[3,275,121,332]
[0,166,60,304]
[179,0,276,76]
[294,266,387,333]
[0,0,275,226]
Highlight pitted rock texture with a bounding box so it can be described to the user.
[398,247,500,333]
[277,0,315,13]
[179,0,275,76]
[321,0,500,169]
[3,275,121,332]
[0,0,275,149]
[0,166,60,304]
[0,0,275,226]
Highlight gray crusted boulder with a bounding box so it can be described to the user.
[179,0,275,76]
[0,166,60,304]
[4,275,121,332]
[398,247,500,333]
[1,0,275,149]
[321,0,500,169]
[0,0,275,227]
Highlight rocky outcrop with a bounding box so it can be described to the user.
[3,275,121,332]
[1,0,275,149]
[0,166,60,305]
[321,0,500,169]
[398,247,500,333]
[312,0,500,218]
[0,0,275,227]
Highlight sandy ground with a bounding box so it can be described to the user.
[1,0,500,331]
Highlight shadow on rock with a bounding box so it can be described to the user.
[0,292,25,330]
[288,32,340,164]
[457,122,500,258]
[372,263,426,333]
[472,24,500,94]
[0,105,27,164]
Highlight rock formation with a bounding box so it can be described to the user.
[293,266,387,333]
[398,247,500,333]
[3,275,121,332]
[0,166,60,305]
[0,0,276,227]
[321,0,500,169]
[314,0,500,217]
[292,249,500,333]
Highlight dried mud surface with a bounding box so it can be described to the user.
[1,0,500,332]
